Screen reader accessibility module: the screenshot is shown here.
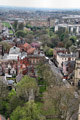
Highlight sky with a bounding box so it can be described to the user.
[0,0,80,9]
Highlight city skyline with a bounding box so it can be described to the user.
[0,0,80,9]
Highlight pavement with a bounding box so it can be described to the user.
[49,59,63,77]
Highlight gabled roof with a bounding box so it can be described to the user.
[9,46,20,54]
[31,42,40,47]
[27,48,36,54]
[16,73,23,82]
[23,43,31,49]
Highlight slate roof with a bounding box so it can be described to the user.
[21,52,27,58]
[16,73,23,82]
[8,80,14,85]
[63,61,75,67]
[58,53,76,58]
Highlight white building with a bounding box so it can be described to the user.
[7,46,21,60]
[57,52,76,67]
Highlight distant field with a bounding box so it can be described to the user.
[2,22,10,28]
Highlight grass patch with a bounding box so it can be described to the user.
[38,80,45,85]
[9,30,13,34]
[2,22,10,29]
[39,86,46,93]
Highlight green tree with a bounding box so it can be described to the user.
[24,33,34,43]
[13,20,18,31]
[43,86,79,120]
[44,47,53,57]
[16,30,27,37]
[0,41,11,52]
[37,63,61,87]
[26,23,32,28]
[18,23,24,30]
[70,36,77,44]
[50,35,59,47]
[0,78,9,117]
[16,75,38,101]
[10,101,45,120]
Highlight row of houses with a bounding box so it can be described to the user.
[53,47,80,85]
[0,42,46,89]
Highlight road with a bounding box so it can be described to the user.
[9,22,15,35]
[48,58,71,88]
[49,59,62,77]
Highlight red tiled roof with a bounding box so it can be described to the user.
[22,64,26,69]
[27,48,36,54]
[23,43,31,49]
[0,115,6,120]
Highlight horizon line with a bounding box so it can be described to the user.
[0,5,80,10]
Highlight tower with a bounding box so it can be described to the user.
[74,48,80,85]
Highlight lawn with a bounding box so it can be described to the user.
[2,22,11,29]
[9,30,13,34]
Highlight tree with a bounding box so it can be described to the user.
[26,23,32,28]
[24,33,34,43]
[70,36,77,44]
[64,39,72,49]
[50,35,59,47]
[0,77,9,99]
[69,45,77,52]
[18,23,24,30]
[13,20,18,31]
[6,93,25,118]
[0,41,11,52]
[37,63,61,87]
[16,30,27,37]
[43,86,79,120]
[10,101,45,120]
[44,47,53,57]
[39,34,50,47]
[0,78,9,116]
[16,75,38,101]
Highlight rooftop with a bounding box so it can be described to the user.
[27,48,36,54]
[23,43,31,49]
[9,46,20,54]
[58,52,76,58]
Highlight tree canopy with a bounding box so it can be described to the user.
[10,101,45,120]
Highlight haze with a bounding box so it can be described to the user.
[0,0,80,9]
